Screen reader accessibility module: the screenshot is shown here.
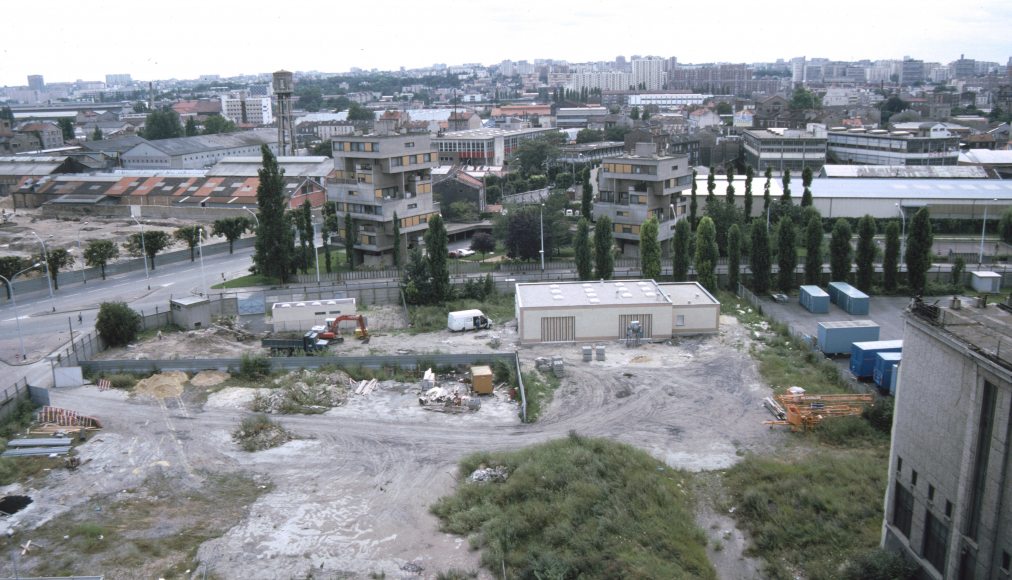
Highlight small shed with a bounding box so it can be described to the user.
[970,271,1002,293]
[470,365,494,395]
[170,296,210,329]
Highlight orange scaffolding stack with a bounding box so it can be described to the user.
[764,393,875,432]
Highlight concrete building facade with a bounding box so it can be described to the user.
[742,127,827,175]
[883,300,1012,580]
[594,143,693,253]
[220,95,273,126]
[328,132,439,266]
[433,127,558,166]
[827,125,960,166]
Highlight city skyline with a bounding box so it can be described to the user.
[2,0,1011,87]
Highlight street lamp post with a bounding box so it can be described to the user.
[312,220,321,284]
[0,262,42,361]
[197,227,207,296]
[979,198,998,266]
[30,231,55,311]
[131,217,150,287]
[77,221,89,284]
[242,206,259,228]
[539,203,545,272]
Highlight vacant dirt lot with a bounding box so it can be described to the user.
[0,312,775,579]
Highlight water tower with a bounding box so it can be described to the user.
[273,70,295,156]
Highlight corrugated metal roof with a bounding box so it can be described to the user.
[206,156,332,177]
[128,130,277,157]
[821,165,988,179]
[517,280,672,309]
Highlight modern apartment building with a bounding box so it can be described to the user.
[827,125,960,166]
[632,58,665,91]
[328,132,439,266]
[594,143,693,254]
[883,299,1012,580]
[741,127,827,175]
[433,127,558,166]
[220,94,274,126]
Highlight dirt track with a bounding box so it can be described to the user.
[0,315,775,579]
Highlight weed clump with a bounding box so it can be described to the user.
[232,414,293,451]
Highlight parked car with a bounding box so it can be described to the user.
[449,248,476,258]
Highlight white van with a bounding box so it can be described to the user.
[447,309,490,332]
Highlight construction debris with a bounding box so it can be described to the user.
[420,368,436,390]
[353,379,379,396]
[36,406,102,429]
[2,446,72,458]
[763,389,875,432]
[419,386,481,413]
[467,465,509,484]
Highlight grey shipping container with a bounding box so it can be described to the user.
[827,281,850,304]
[838,285,870,315]
[874,352,902,390]
[850,340,903,378]
[800,285,830,313]
[817,320,880,355]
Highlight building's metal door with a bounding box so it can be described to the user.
[618,314,653,338]
[540,316,576,342]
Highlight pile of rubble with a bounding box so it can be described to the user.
[534,356,565,377]
[252,379,348,414]
[467,465,509,484]
[418,386,481,413]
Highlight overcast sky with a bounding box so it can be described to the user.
[2,0,1009,86]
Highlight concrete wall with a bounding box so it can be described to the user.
[518,303,672,344]
[672,303,720,334]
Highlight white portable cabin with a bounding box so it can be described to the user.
[271,298,357,332]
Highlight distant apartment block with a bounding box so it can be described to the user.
[827,125,960,166]
[594,143,693,254]
[883,300,1012,580]
[434,127,558,166]
[27,75,45,92]
[220,95,273,126]
[556,107,609,129]
[104,74,132,87]
[328,132,439,266]
[742,127,827,175]
[632,58,665,90]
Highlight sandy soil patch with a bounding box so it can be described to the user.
[133,371,187,399]
[189,370,231,387]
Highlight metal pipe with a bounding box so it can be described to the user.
[539,203,545,271]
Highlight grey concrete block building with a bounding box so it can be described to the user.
[883,299,1012,579]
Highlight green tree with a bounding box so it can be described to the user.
[141,108,183,140]
[695,217,719,293]
[471,232,495,259]
[905,207,933,296]
[0,106,14,124]
[789,86,819,110]
[727,223,742,291]
[804,210,823,285]
[716,101,733,115]
[392,211,402,267]
[639,217,661,279]
[401,247,431,305]
[58,118,75,141]
[951,256,966,287]
[829,218,853,283]
[762,167,773,217]
[689,170,698,229]
[95,301,141,348]
[126,230,171,271]
[629,106,640,120]
[0,256,29,299]
[510,134,564,176]
[211,216,251,254]
[800,167,813,207]
[505,207,541,261]
[581,177,593,220]
[855,215,877,292]
[750,219,772,294]
[776,217,797,292]
[781,169,792,204]
[743,165,754,219]
[344,212,356,270]
[425,214,450,302]
[83,239,118,281]
[672,219,691,282]
[92,126,103,141]
[252,145,296,282]
[173,225,203,261]
[706,168,716,208]
[346,102,375,121]
[725,164,735,206]
[575,129,603,143]
[574,218,592,280]
[999,208,1012,244]
[298,200,315,274]
[312,140,333,156]
[879,95,910,125]
[883,221,900,292]
[203,114,237,135]
[185,117,199,137]
[593,216,614,280]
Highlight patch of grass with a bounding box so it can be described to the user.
[408,292,516,333]
[436,570,478,580]
[521,370,559,423]
[431,434,715,579]
[137,323,183,341]
[723,447,889,580]
[232,413,293,451]
[213,273,278,289]
[237,352,272,381]
[71,523,110,554]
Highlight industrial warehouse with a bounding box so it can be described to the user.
[514,280,720,344]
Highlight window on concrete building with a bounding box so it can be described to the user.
[945,500,952,518]
[922,510,949,573]
[928,484,935,502]
[912,470,918,487]
[893,483,914,538]
[1001,551,1009,572]
[676,315,685,327]
[897,456,902,474]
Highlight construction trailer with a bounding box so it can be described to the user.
[817,320,880,355]
[271,298,356,332]
[514,280,719,345]
[799,285,830,314]
[850,340,903,379]
[828,281,870,315]
[873,352,902,390]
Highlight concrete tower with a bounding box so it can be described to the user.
[273,70,295,156]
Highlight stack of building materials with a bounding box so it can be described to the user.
[551,357,565,378]
[354,379,379,396]
[420,368,435,390]
[32,406,102,434]
[874,352,902,392]
[799,285,830,314]
[817,320,880,355]
[763,390,875,432]
[3,438,73,457]
[850,340,903,379]
[595,345,606,361]
[470,365,493,395]
[582,346,593,362]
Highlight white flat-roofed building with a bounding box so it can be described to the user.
[434,127,558,166]
[514,280,718,345]
[271,298,357,332]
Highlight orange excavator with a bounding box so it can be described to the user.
[319,314,370,343]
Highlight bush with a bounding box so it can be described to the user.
[842,548,918,580]
[863,398,895,433]
[95,301,141,347]
[238,353,271,381]
[232,414,292,451]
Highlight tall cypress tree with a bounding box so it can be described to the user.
[743,165,754,219]
[905,207,933,296]
[695,217,719,293]
[763,167,772,217]
[689,170,698,229]
[829,218,853,283]
[800,167,813,207]
[344,212,355,270]
[855,215,877,292]
[727,223,742,291]
[706,168,717,208]
[425,214,450,302]
[581,177,593,220]
[672,219,691,282]
[392,211,402,268]
[639,216,661,280]
[750,218,771,294]
[593,216,614,280]
[776,216,797,292]
[574,218,592,280]
[804,209,823,285]
[725,164,735,206]
[252,145,295,283]
[781,169,792,204]
[883,221,900,292]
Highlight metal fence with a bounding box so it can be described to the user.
[0,378,33,424]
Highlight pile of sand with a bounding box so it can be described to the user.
[190,370,230,387]
[134,371,187,399]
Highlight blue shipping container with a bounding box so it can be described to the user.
[850,340,903,379]
[827,281,851,305]
[874,352,902,389]
[800,285,830,313]
[818,320,880,355]
[839,285,870,315]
